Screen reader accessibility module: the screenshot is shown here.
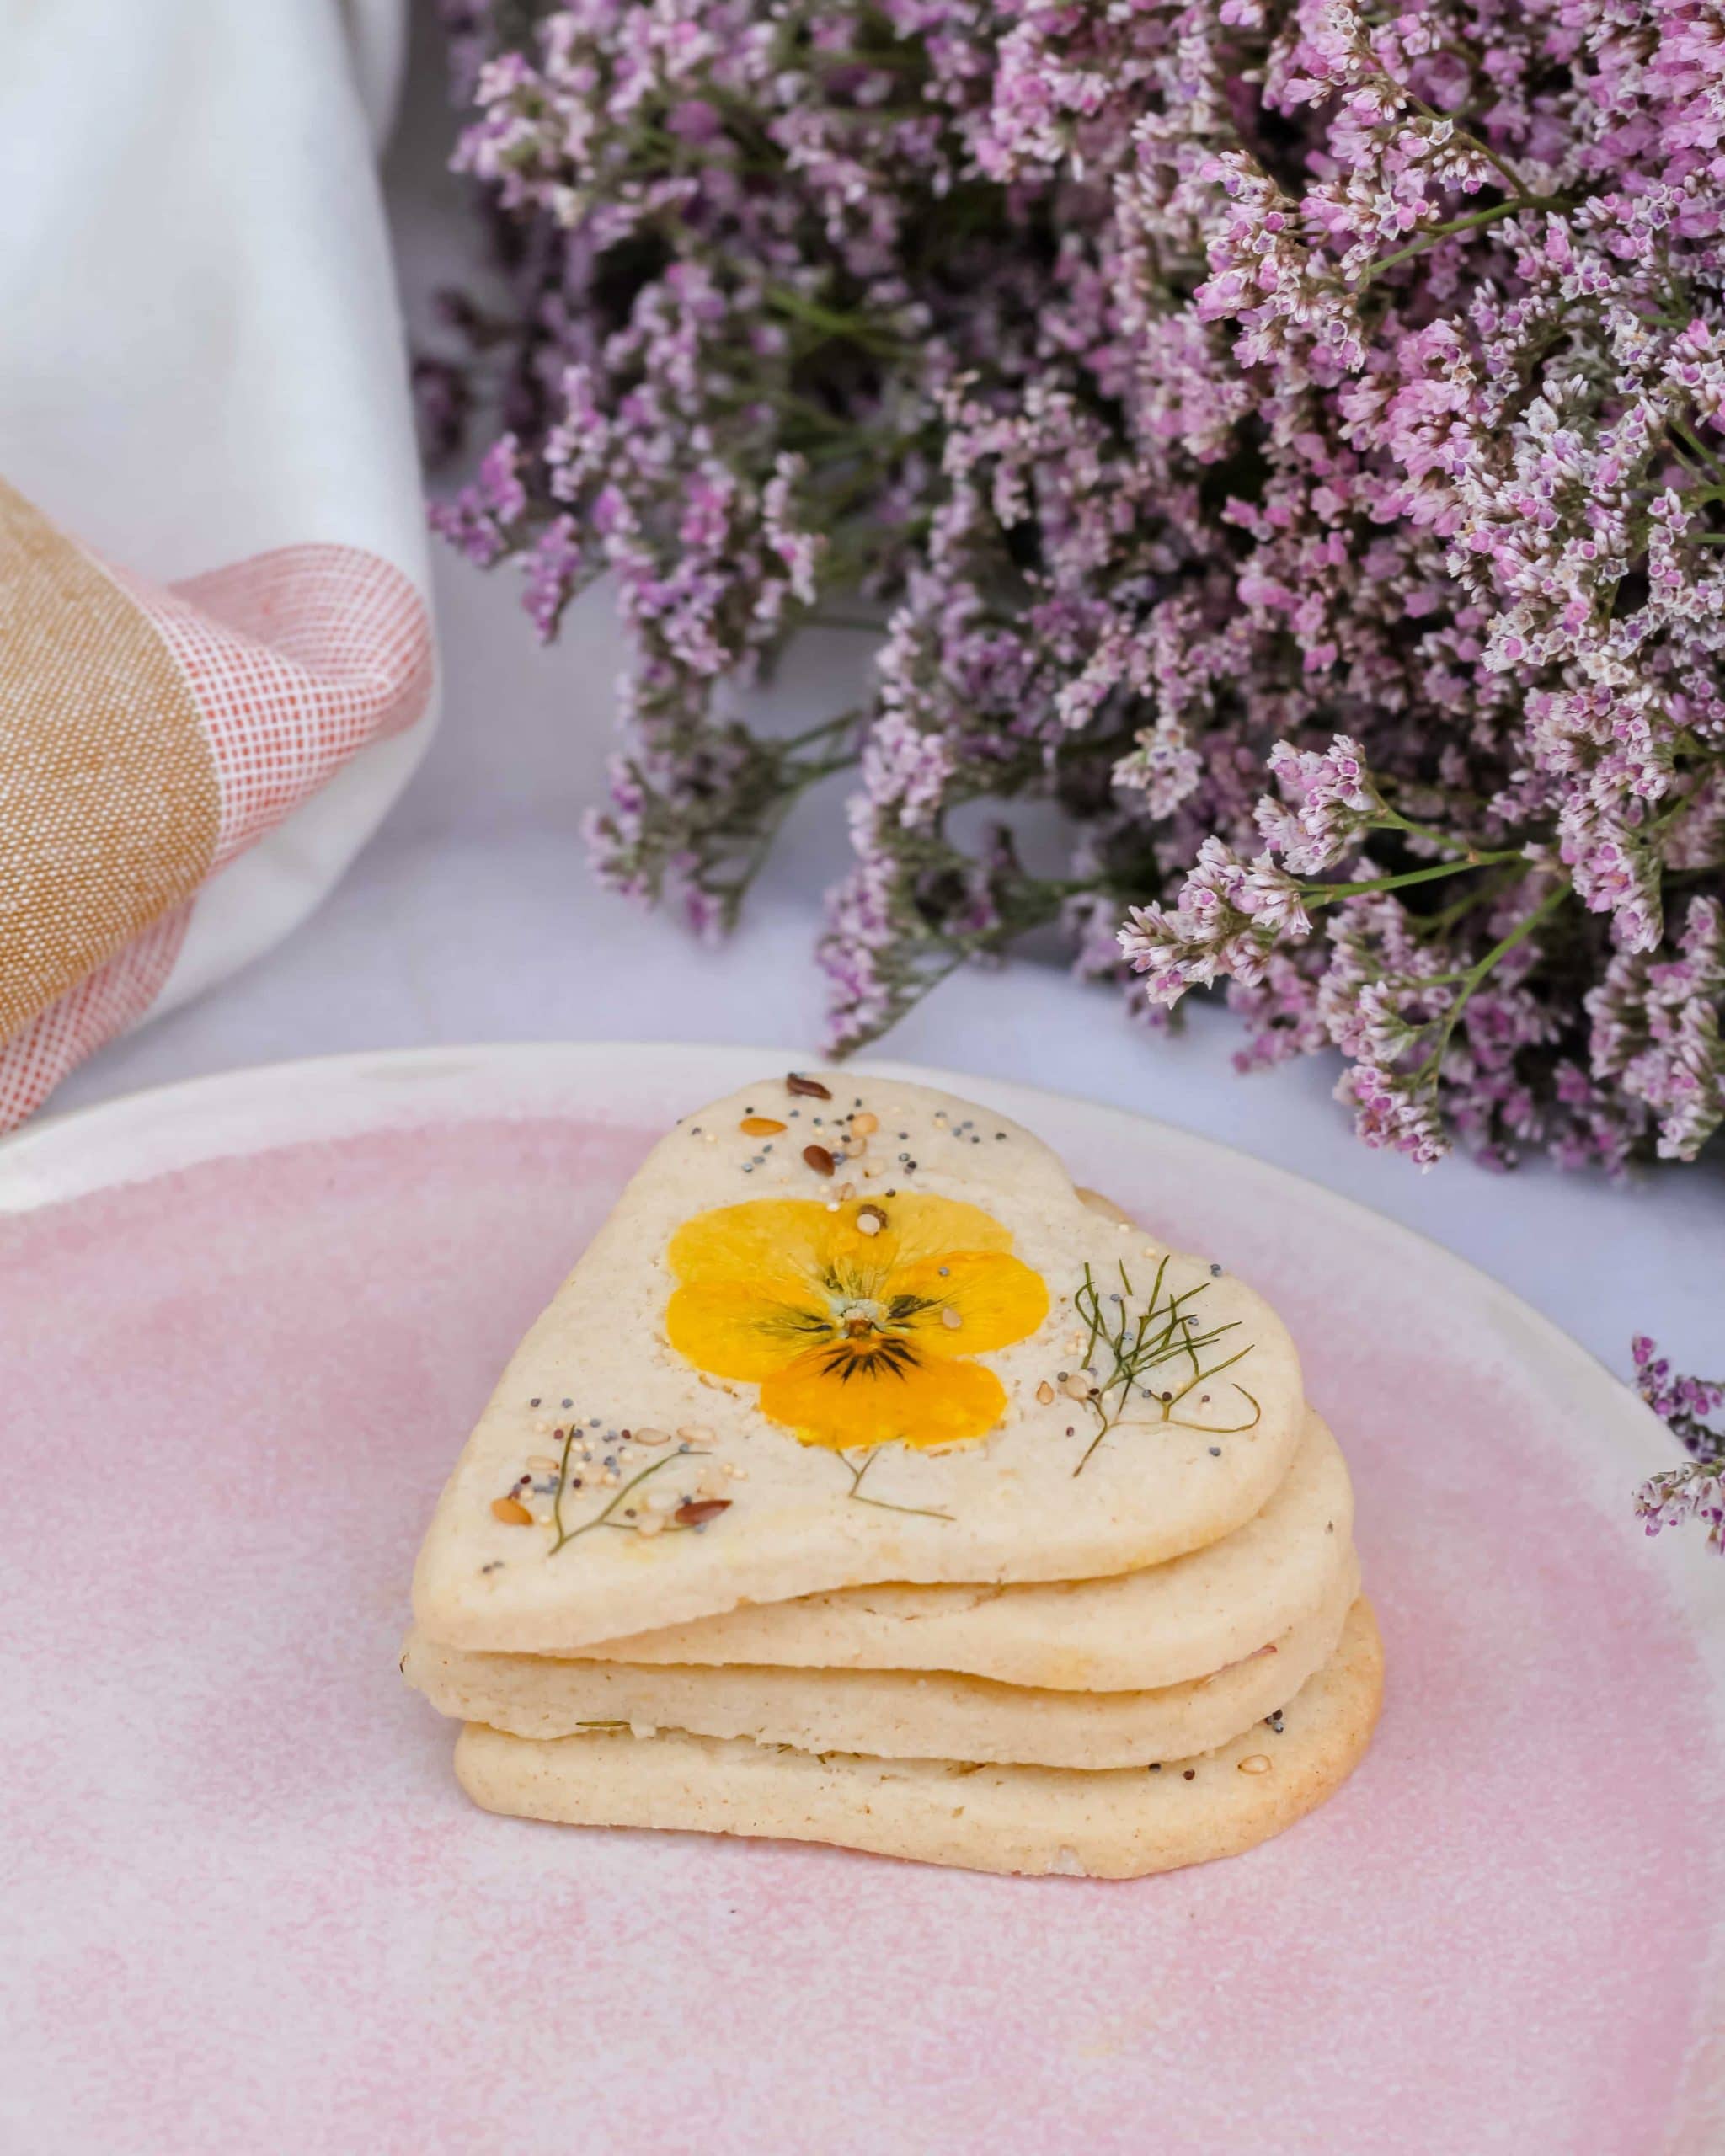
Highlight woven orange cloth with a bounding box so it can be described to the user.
[0,479,432,1126]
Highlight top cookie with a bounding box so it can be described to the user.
[411,1074,1303,1652]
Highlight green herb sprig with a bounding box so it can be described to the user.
[838,1447,953,1521]
[548,1435,714,1555]
[1069,1258,1261,1476]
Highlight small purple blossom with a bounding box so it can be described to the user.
[1631,1333,1725,1556]
[1633,1334,1725,1440]
[1256,734,1383,875]
[1121,839,1312,1001]
[1636,1465,1725,1555]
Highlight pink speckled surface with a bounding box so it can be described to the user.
[2,1083,1720,2156]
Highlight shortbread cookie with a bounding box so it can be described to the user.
[572,1410,1353,1692]
[414,1075,1304,1654]
[408,1549,1354,1768]
[453,1598,1383,1877]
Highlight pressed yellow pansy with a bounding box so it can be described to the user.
[665,1193,1049,1451]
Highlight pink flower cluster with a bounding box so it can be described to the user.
[1632,1333,1725,1560]
[429,0,1725,1172]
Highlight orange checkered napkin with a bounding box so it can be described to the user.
[0,479,432,1129]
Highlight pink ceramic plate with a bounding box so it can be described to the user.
[2,1044,1720,2155]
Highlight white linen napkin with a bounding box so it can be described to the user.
[0,0,436,1127]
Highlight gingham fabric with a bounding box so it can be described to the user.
[0,0,435,1129]
[0,482,432,1129]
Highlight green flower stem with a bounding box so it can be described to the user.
[840,1449,953,1521]
[706,727,862,915]
[799,46,926,73]
[1413,881,1573,1081]
[780,707,865,754]
[551,1450,686,1556]
[1370,803,1497,853]
[1364,200,1539,285]
[1669,418,1725,482]
[1305,849,1525,909]
[764,282,906,356]
[1412,863,1530,942]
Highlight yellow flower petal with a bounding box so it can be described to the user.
[665,1280,829,1381]
[841,1193,1014,1268]
[759,1343,1008,1451]
[890,1250,1049,1358]
[667,1198,837,1294]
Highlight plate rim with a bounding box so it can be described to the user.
[0,1034,1699,1513]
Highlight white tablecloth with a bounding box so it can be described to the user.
[51,24,1725,1388]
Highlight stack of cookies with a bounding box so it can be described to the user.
[406,1075,1381,1878]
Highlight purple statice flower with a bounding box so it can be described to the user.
[1121,836,1311,995]
[1121,839,1313,1002]
[428,0,1725,1177]
[1633,1334,1725,1434]
[1631,1333,1725,1556]
[1588,895,1725,1160]
[1337,1059,1449,1169]
[1636,1465,1725,1556]
[521,515,586,642]
[1255,734,1383,875]
[426,433,528,568]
